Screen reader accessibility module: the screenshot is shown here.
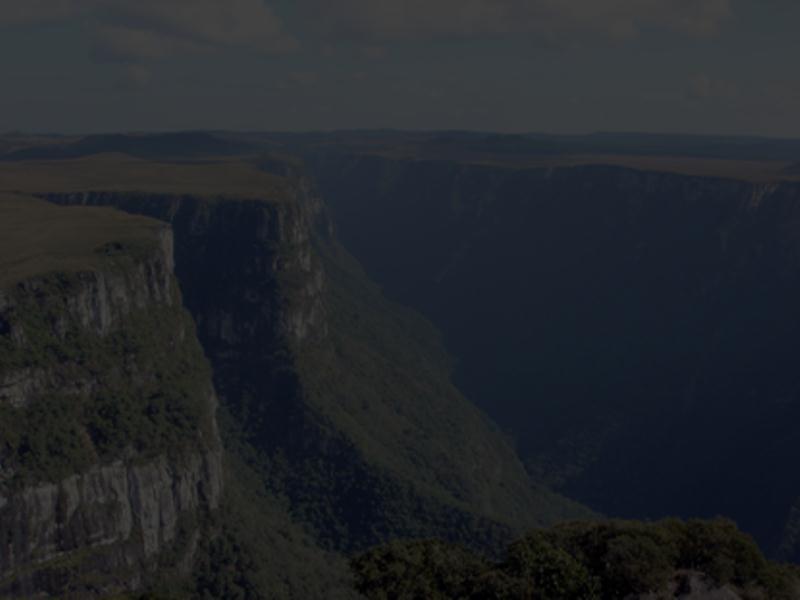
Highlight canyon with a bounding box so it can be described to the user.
[1,132,799,597]
[306,150,800,562]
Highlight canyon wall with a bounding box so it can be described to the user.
[0,224,222,597]
[308,153,800,560]
[43,174,584,555]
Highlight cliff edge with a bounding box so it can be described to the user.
[0,195,222,598]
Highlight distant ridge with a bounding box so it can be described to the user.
[1,131,255,161]
[5,130,800,163]
[783,162,800,175]
[230,130,800,163]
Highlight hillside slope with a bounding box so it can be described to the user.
[308,152,800,561]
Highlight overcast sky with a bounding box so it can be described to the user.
[1,0,798,136]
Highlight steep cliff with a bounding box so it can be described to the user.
[0,196,222,598]
[42,170,584,557]
[307,153,800,560]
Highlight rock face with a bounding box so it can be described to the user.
[44,187,328,351]
[41,171,583,556]
[0,453,222,595]
[0,230,175,409]
[42,189,330,509]
[307,153,800,560]
[0,224,222,597]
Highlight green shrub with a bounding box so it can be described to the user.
[679,518,766,585]
[352,540,487,599]
[600,532,674,596]
[350,518,800,599]
[504,532,599,599]
[542,520,678,596]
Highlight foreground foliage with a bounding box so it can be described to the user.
[353,519,800,599]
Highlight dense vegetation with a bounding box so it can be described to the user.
[0,270,216,490]
[115,451,359,600]
[289,236,584,548]
[353,519,800,599]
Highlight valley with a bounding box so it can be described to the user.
[1,132,799,597]
[300,139,800,562]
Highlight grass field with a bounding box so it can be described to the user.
[0,153,293,198]
[0,193,165,288]
[0,153,299,288]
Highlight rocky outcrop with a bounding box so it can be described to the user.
[0,221,222,597]
[0,229,175,410]
[0,452,222,594]
[43,188,328,350]
[41,188,329,481]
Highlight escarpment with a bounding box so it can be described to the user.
[41,167,585,557]
[43,187,328,349]
[0,200,222,597]
[40,189,330,473]
[307,152,800,560]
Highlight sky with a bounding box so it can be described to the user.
[0,0,798,136]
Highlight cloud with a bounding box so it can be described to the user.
[1,0,730,63]
[94,0,295,58]
[686,73,738,102]
[688,73,714,99]
[288,71,319,86]
[298,0,731,43]
[126,64,153,87]
[0,0,90,26]
[0,0,296,62]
